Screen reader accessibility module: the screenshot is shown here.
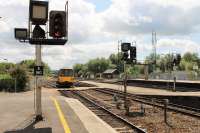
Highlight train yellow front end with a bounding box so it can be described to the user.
[57,68,75,87]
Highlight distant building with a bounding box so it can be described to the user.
[102,69,119,79]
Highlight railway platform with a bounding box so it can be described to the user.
[81,81,200,97]
[0,88,117,133]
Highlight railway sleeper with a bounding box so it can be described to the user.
[95,89,200,118]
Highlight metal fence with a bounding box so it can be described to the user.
[149,71,200,81]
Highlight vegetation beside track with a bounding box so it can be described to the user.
[0,59,51,92]
[73,52,200,80]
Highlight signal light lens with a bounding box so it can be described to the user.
[55,32,61,37]
[121,43,131,52]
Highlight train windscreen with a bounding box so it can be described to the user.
[59,69,73,76]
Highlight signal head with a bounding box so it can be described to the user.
[30,0,49,25]
[130,46,136,60]
[49,11,66,38]
[121,43,131,52]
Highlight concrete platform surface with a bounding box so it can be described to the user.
[0,88,117,133]
[65,98,117,133]
[81,81,200,97]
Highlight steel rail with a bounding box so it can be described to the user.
[45,80,200,115]
[93,88,200,118]
[60,90,147,133]
[97,88,200,112]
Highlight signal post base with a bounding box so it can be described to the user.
[35,115,43,122]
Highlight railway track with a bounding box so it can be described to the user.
[43,80,57,88]
[44,79,200,132]
[59,90,147,133]
[45,80,200,118]
[93,88,200,118]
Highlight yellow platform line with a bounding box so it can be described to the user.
[51,97,71,133]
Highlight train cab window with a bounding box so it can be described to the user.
[64,70,73,76]
[59,69,73,77]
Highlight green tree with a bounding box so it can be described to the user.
[182,52,198,62]
[109,53,124,72]
[73,64,82,77]
[161,54,173,72]
[180,52,199,71]
[73,64,87,77]
[43,63,51,76]
[19,59,51,75]
[145,53,176,73]
[145,53,160,73]
[127,66,140,78]
[20,59,35,67]
[10,66,28,92]
[0,63,15,74]
[109,54,118,65]
[87,58,110,76]
[79,64,88,77]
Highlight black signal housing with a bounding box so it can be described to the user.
[49,11,66,38]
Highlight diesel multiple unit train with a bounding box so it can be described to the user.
[57,68,75,87]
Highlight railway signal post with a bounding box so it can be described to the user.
[35,45,43,120]
[121,43,130,115]
[14,0,68,121]
[123,61,128,114]
[121,42,137,115]
[29,0,49,121]
[171,53,181,92]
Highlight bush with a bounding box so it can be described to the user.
[11,66,28,92]
[0,79,14,92]
[0,74,14,92]
[0,74,12,80]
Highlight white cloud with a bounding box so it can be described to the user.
[157,38,200,54]
[0,21,10,32]
[151,0,200,10]
[1,0,29,7]
[101,0,200,36]
[0,0,200,70]
[42,42,118,69]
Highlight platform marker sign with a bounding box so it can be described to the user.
[34,66,44,76]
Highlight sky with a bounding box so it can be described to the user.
[0,0,200,70]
